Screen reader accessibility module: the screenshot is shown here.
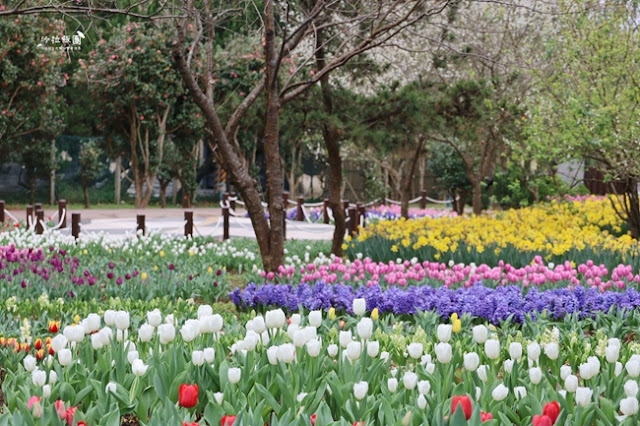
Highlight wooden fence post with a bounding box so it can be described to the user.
[137,215,145,236]
[58,199,67,229]
[297,197,304,221]
[36,210,44,234]
[222,206,230,240]
[0,200,4,223]
[323,199,329,224]
[420,190,427,209]
[184,211,193,238]
[72,213,80,240]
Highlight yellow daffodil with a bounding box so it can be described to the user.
[371,308,379,321]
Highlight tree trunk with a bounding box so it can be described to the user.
[50,138,55,205]
[173,2,277,271]
[401,139,424,218]
[83,182,90,208]
[262,0,285,269]
[471,178,483,215]
[315,27,346,256]
[30,180,35,205]
[159,181,170,208]
[114,156,121,205]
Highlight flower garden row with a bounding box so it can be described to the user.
[3,301,640,425]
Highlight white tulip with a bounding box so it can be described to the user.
[192,350,205,366]
[157,323,175,344]
[84,313,101,333]
[23,355,36,372]
[64,325,85,343]
[204,347,216,363]
[297,392,308,403]
[287,324,300,341]
[138,324,154,342]
[115,311,130,331]
[565,375,579,392]
[353,381,368,400]
[492,383,509,401]
[127,350,139,365]
[418,394,427,409]
[116,329,128,342]
[252,316,266,334]
[608,338,621,350]
[339,330,353,348]
[605,345,619,363]
[388,378,398,393]
[290,314,301,326]
[627,359,640,378]
[228,367,241,384]
[357,318,373,340]
[503,359,514,374]
[267,346,279,365]
[51,334,67,352]
[437,324,452,343]
[105,382,117,394]
[403,371,418,390]
[48,370,57,385]
[514,386,527,400]
[421,354,432,365]
[132,359,148,376]
[477,365,489,382]
[472,325,488,344]
[560,365,572,380]
[509,342,523,361]
[417,380,431,395]
[293,329,307,348]
[327,344,339,357]
[529,367,542,384]
[380,351,390,362]
[407,342,423,359]
[147,309,162,327]
[544,342,559,360]
[306,339,322,358]
[435,343,452,363]
[485,339,500,360]
[426,362,436,375]
[625,380,639,397]
[575,387,593,407]
[32,369,46,387]
[463,352,480,372]
[616,362,624,376]
[180,324,197,343]
[104,309,116,326]
[367,341,380,358]
[214,392,223,405]
[58,348,72,367]
[277,343,296,363]
[346,341,362,362]
[197,305,213,319]
[165,314,175,325]
[475,386,482,401]
[308,310,322,328]
[42,384,51,398]
[352,298,366,315]
[265,309,285,329]
[527,342,541,362]
[620,396,639,416]
[99,327,113,346]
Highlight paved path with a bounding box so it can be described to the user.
[6,207,336,240]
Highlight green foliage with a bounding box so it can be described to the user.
[79,139,104,185]
[491,164,558,209]
[427,144,471,197]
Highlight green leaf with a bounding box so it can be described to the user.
[450,403,468,426]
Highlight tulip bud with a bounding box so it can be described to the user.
[105,382,117,394]
[252,316,266,334]
[265,309,285,329]
[192,350,205,366]
[356,318,373,341]
[127,350,139,365]
[306,339,322,358]
[477,365,489,382]
[417,380,431,395]
[353,381,368,400]
[367,341,379,358]
[352,298,366,315]
[565,375,578,393]
[491,383,509,401]
[616,362,623,376]
[43,384,51,398]
[503,359,514,374]
[84,313,101,333]
[346,341,362,362]
[114,311,130,331]
[23,355,36,372]
[327,344,339,357]
[132,359,148,376]
[138,323,154,343]
[437,324,452,343]
[527,342,541,362]
[228,367,241,384]
[32,369,46,387]
[463,352,480,372]
[277,343,296,363]
[197,305,213,319]
[403,371,418,390]
[308,310,322,328]
[147,309,162,327]
[104,310,116,326]
[158,323,175,344]
[514,386,527,400]
[624,380,639,397]
[484,339,500,360]
[58,348,72,366]
[605,345,620,363]
[620,396,639,416]
[214,392,223,404]
[472,325,488,344]
[407,342,423,359]
[435,342,452,363]
[339,330,353,348]
[575,387,593,407]
[544,342,559,360]
[509,342,522,361]
[417,393,427,409]
[529,367,542,384]
[267,346,278,365]
[388,378,398,393]
[560,365,572,380]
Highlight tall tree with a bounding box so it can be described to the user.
[526,0,640,237]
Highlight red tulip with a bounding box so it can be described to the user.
[55,400,66,420]
[221,415,237,425]
[183,422,199,426]
[77,422,88,426]
[451,395,472,420]
[311,414,316,426]
[353,422,365,426]
[543,401,560,423]
[179,384,199,408]
[532,415,554,426]
[65,406,76,426]
[481,411,493,422]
